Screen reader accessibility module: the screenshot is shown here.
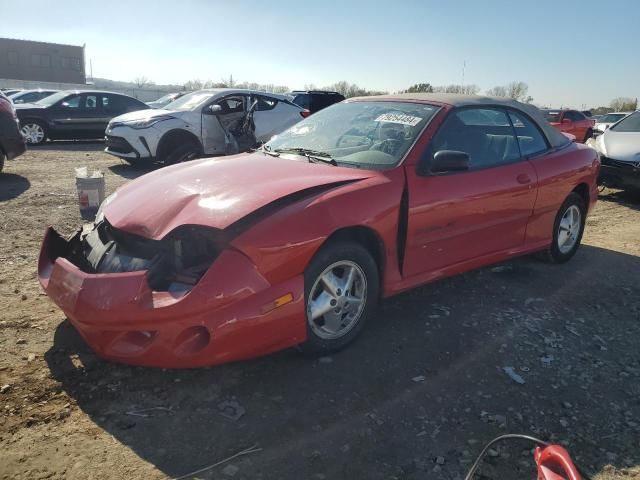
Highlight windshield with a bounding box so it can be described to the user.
[543,111,562,123]
[599,113,627,123]
[165,91,215,111]
[35,91,72,107]
[265,101,439,169]
[610,112,640,132]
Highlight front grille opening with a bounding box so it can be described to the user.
[74,220,222,292]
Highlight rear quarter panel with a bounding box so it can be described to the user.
[525,143,599,245]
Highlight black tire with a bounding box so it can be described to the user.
[541,192,586,264]
[163,142,202,165]
[299,241,379,355]
[20,120,48,146]
[583,128,593,143]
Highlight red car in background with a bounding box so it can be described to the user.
[542,109,595,143]
[39,94,600,368]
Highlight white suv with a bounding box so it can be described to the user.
[105,88,308,165]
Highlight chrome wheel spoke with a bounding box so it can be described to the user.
[321,270,341,297]
[342,266,356,293]
[322,311,344,333]
[309,291,335,320]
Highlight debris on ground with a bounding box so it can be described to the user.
[502,366,526,385]
[218,400,246,421]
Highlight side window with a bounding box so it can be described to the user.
[293,94,310,110]
[215,96,245,114]
[255,96,277,111]
[566,111,584,122]
[508,111,548,157]
[84,95,98,109]
[430,108,520,170]
[59,95,81,109]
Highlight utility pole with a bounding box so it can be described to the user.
[462,60,466,86]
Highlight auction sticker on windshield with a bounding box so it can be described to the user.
[375,113,422,126]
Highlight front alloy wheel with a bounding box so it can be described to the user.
[21,122,46,145]
[542,192,586,263]
[307,260,367,340]
[557,205,581,254]
[301,241,379,354]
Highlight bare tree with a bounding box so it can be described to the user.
[184,79,204,90]
[134,76,154,88]
[486,82,532,103]
[405,83,434,93]
[433,84,479,95]
[610,97,638,111]
[486,85,508,97]
[506,81,529,101]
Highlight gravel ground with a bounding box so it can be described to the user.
[1,143,639,480]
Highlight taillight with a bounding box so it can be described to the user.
[300,109,311,118]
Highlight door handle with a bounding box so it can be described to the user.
[516,173,531,184]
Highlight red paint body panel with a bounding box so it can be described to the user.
[39,228,306,367]
[104,154,374,239]
[549,111,595,143]
[38,98,601,368]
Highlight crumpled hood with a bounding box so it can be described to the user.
[110,108,173,124]
[601,130,640,163]
[104,153,374,239]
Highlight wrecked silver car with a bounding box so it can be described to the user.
[105,88,309,165]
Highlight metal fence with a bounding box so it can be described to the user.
[0,78,173,102]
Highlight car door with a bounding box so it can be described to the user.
[201,94,248,154]
[564,111,584,140]
[253,95,298,142]
[403,107,538,278]
[48,93,101,139]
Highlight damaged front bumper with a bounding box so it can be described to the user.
[598,157,640,190]
[38,225,306,368]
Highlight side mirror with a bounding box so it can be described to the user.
[430,150,470,174]
[206,104,222,114]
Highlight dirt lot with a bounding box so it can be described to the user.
[1,143,639,480]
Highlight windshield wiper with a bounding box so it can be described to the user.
[274,147,338,166]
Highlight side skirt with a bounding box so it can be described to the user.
[384,239,551,297]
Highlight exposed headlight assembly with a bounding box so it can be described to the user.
[94,192,117,224]
[78,220,224,292]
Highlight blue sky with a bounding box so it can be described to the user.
[2,0,639,108]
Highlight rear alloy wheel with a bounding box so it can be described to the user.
[20,121,47,145]
[300,241,379,354]
[542,192,586,263]
[164,142,202,165]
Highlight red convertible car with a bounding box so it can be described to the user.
[541,109,595,143]
[39,94,600,368]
